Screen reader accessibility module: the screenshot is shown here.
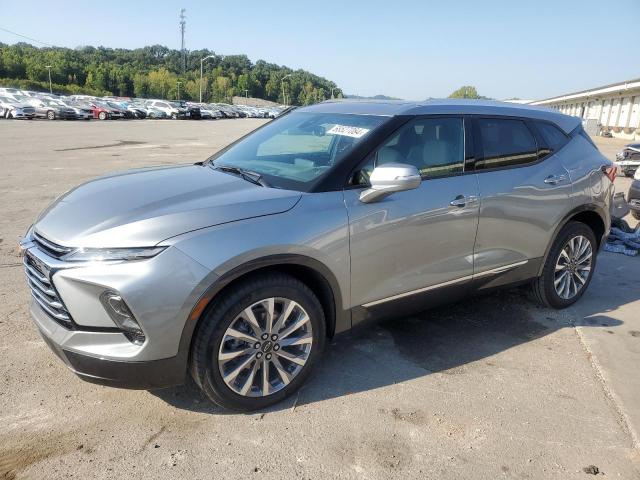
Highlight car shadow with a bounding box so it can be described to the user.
[151,259,634,414]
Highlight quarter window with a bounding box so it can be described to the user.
[476,118,537,170]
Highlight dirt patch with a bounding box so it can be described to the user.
[379,407,428,425]
[0,436,75,479]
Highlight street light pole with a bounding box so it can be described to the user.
[281,74,292,107]
[244,89,248,99]
[45,65,52,93]
[199,55,215,103]
[331,87,336,99]
[176,81,182,100]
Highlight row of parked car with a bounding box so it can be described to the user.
[0,87,285,121]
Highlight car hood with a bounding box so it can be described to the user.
[34,164,302,248]
[5,101,32,108]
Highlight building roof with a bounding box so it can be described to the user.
[531,78,640,105]
[298,98,580,133]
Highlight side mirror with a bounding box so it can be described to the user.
[359,163,421,203]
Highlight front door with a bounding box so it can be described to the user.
[344,116,479,309]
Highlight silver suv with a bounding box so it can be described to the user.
[20,100,615,411]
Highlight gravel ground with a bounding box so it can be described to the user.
[0,120,638,479]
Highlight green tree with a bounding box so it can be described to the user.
[0,41,341,105]
[448,85,485,99]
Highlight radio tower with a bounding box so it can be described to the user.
[179,9,186,73]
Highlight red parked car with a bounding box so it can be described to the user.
[88,102,124,120]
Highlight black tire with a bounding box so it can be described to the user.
[171,112,178,120]
[190,272,326,411]
[98,111,107,120]
[47,110,55,120]
[531,221,597,309]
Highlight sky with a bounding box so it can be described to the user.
[1,0,638,101]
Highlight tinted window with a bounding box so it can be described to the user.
[536,121,568,150]
[476,118,537,170]
[354,117,464,185]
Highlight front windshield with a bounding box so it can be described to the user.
[209,112,386,190]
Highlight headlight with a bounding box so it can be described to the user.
[64,246,166,262]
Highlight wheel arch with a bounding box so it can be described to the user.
[537,204,608,276]
[177,254,349,366]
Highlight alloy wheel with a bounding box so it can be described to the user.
[217,297,313,397]
[554,235,593,300]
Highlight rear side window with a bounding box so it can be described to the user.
[476,118,537,170]
[536,121,569,150]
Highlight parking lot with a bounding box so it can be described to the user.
[1,121,639,479]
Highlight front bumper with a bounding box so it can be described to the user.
[34,300,186,389]
[23,240,212,388]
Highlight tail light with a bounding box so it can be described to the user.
[601,165,617,183]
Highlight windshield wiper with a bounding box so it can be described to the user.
[212,164,270,187]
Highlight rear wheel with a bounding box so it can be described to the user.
[46,110,55,120]
[190,273,325,411]
[98,111,107,120]
[531,222,597,309]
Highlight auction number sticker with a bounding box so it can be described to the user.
[327,125,370,138]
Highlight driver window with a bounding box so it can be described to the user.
[353,117,464,185]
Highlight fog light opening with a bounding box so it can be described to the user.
[99,291,146,345]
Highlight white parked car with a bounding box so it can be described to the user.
[0,95,36,119]
[0,87,26,98]
[146,100,188,119]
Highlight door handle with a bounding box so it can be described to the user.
[450,195,478,207]
[544,174,568,185]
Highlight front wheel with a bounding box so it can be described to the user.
[190,273,326,411]
[98,111,107,120]
[47,110,55,120]
[531,221,597,309]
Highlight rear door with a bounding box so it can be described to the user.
[471,116,573,275]
[345,116,479,308]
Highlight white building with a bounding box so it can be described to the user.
[530,78,640,140]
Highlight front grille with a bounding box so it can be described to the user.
[23,107,35,113]
[24,251,72,328]
[33,231,74,259]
